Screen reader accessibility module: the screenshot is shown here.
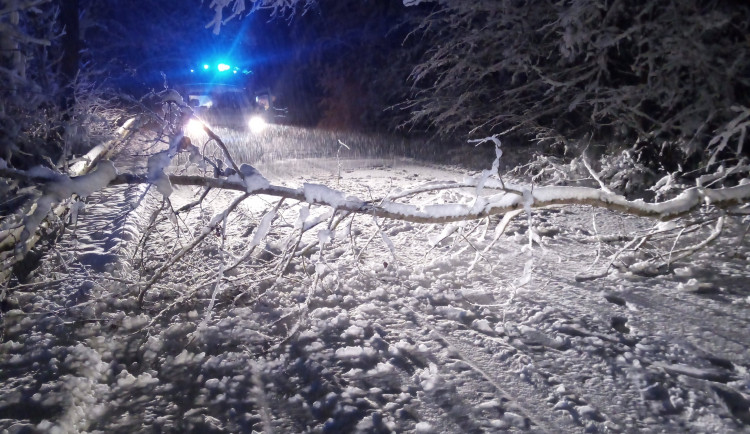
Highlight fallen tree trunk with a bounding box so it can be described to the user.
[105,172,750,223]
[0,118,142,284]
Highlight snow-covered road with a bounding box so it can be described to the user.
[1,135,749,433]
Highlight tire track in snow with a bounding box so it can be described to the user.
[398,245,654,428]
[366,209,642,431]
[371,309,488,433]
[611,286,750,363]
[386,303,576,433]
[495,210,750,430]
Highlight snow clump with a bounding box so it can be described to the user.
[303,183,363,209]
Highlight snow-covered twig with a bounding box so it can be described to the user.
[575,236,643,282]
[137,193,250,306]
[131,197,166,269]
[200,232,228,328]
[336,139,350,186]
[225,199,286,273]
[582,154,615,195]
[667,215,725,263]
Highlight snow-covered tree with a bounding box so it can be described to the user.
[405,0,750,157]
[0,0,119,171]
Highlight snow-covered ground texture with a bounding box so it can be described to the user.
[1,128,750,433]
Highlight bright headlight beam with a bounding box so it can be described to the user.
[248,115,268,134]
[186,119,208,136]
[217,63,230,72]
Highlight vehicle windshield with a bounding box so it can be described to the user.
[184,84,252,111]
[213,92,249,110]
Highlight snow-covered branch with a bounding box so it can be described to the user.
[205,0,314,33]
[3,160,748,247]
[102,170,750,224]
[0,117,140,283]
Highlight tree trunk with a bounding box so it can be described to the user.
[60,0,79,110]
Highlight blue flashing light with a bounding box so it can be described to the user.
[203,64,209,70]
[217,63,230,72]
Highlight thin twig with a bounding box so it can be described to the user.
[138,193,249,306]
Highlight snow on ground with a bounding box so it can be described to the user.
[1,130,750,433]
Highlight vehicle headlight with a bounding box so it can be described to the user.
[186,118,208,136]
[248,115,268,134]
